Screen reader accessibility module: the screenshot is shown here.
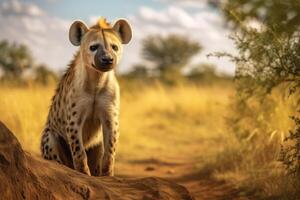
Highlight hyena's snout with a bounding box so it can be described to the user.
[94,50,115,72]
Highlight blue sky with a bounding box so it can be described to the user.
[23,0,166,21]
[0,0,236,74]
[25,0,215,21]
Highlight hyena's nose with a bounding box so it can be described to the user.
[101,55,114,65]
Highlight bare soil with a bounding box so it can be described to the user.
[0,121,193,200]
[116,157,253,200]
[0,120,253,199]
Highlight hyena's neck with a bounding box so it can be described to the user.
[71,52,113,94]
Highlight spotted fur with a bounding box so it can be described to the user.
[40,18,132,176]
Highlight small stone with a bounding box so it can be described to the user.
[145,166,155,171]
[166,169,175,174]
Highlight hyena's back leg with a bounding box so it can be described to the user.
[86,142,104,176]
[41,131,73,169]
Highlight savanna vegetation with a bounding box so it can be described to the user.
[207,0,300,199]
[0,0,299,199]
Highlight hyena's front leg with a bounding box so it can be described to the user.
[66,113,91,175]
[86,142,104,176]
[67,131,91,175]
[101,107,119,176]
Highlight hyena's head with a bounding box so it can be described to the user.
[69,18,132,72]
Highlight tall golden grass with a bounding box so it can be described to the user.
[0,82,232,156]
[211,85,299,198]
[0,81,297,198]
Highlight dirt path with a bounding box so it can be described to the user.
[116,157,252,200]
[115,134,253,199]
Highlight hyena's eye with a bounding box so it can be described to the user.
[89,44,99,52]
[111,44,119,52]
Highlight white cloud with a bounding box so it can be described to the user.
[156,0,223,9]
[119,4,236,75]
[0,0,236,75]
[0,0,73,71]
[1,0,44,17]
[176,1,207,9]
[139,6,171,25]
[25,3,44,16]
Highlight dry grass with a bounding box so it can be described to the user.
[0,82,232,157]
[0,81,297,198]
[0,85,53,152]
[119,82,232,161]
[210,85,299,198]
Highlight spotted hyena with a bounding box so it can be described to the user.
[40,18,132,176]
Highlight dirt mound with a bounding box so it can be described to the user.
[0,121,194,200]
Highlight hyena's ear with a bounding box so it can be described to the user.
[69,21,89,46]
[113,19,132,44]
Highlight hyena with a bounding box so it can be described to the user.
[40,18,132,176]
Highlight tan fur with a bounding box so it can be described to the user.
[40,18,131,176]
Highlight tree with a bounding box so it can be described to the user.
[187,63,218,83]
[142,34,202,75]
[127,64,149,78]
[223,0,300,36]
[217,0,300,197]
[0,40,33,77]
[35,64,58,85]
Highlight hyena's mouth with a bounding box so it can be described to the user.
[92,63,113,72]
